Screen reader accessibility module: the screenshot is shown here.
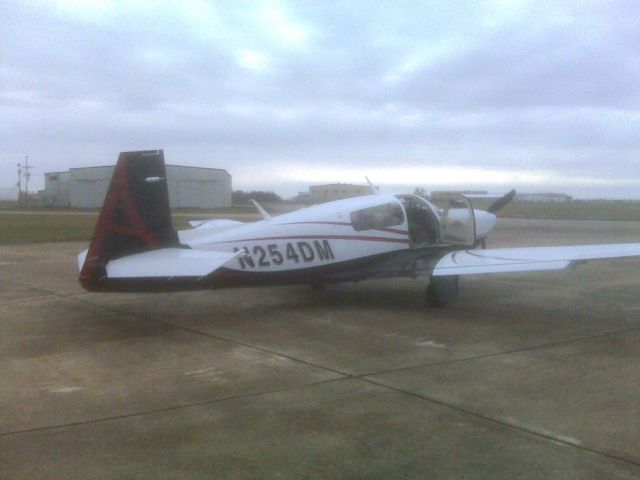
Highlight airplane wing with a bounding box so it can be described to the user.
[188,219,245,229]
[432,243,640,276]
[78,248,241,278]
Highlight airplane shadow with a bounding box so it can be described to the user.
[220,280,441,316]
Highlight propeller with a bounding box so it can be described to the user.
[487,189,517,214]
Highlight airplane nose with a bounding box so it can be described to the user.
[474,210,497,239]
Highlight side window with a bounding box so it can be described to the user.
[350,203,404,231]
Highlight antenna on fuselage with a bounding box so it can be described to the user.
[251,199,272,220]
[365,176,378,195]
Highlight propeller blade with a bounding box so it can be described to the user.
[487,189,517,213]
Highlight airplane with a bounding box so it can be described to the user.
[78,150,640,306]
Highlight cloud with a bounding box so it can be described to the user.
[1,0,639,197]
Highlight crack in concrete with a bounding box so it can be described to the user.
[3,277,640,470]
[359,376,640,469]
[357,323,640,377]
[0,377,346,439]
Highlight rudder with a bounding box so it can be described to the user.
[79,149,179,290]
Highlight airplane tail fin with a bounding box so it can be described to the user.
[79,149,180,290]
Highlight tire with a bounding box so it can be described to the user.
[425,283,448,308]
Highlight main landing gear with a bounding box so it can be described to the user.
[426,275,459,307]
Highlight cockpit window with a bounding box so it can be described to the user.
[350,203,404,231]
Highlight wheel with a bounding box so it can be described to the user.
[425,276,459,307]
[425,282,448,308]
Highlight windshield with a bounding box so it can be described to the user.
[350,203,404,231]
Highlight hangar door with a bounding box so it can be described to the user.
[176,179,217,208]
[73,178,110,208]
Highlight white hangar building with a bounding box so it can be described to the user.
[42,164,231,209]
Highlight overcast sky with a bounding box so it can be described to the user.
[2,0,639,198]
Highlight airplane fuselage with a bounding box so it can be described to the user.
[173,193,496,288]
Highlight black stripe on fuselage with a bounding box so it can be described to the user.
[211,234,409,245]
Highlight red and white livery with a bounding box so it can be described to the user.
[78,150,640,306]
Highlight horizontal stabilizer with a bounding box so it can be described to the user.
[433,243,640,276]
[104,248,241,278]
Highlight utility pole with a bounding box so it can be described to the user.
[23,155,32,207]
[16,156,34,207]
[17,163,22,208]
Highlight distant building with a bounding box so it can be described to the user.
[517,193,572,203]
[41,171,71,207]
[309,183,376,203]
[41,164,231,209]
[291,191,311,203]
[429,190,488,201]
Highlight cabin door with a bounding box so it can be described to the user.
[438,194,476,247]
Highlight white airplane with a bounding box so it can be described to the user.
[78,150,640,306]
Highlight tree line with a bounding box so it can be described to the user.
[232,190,283,204]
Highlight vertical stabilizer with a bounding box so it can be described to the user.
[79,150,179,290]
